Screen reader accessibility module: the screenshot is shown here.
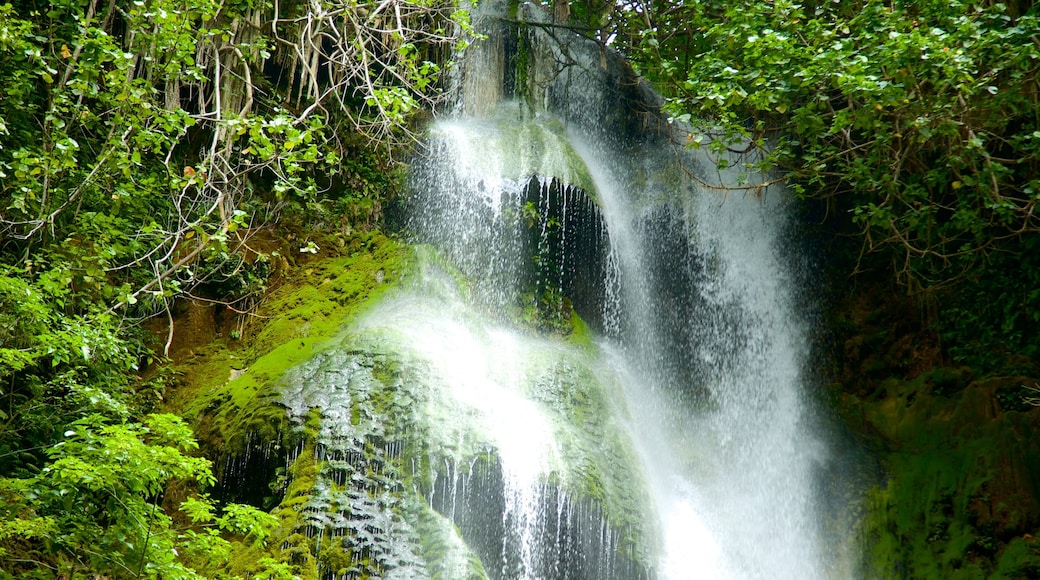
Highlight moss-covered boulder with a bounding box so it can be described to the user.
[178,232,413,454]
[175,237,655,579]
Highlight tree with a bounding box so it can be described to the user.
[0,0,470,333]
[0,414,289,579]
[0,0,471,575]
[610,0,1039,289]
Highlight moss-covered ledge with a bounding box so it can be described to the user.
[162,229,654,578]
[845,372,1040,579]
[170,231,414,459]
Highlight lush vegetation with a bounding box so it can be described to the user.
[0,0,466,575]
[3,0,1039,575]
[584,0,1040,365]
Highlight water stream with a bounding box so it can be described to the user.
[275,3,851,578]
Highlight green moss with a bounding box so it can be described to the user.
[526,356,655,565]
[410,499,489,580]
[855,373,1040,578]
[514,24,530,102]
[215,437,321,580]
[180,232,414,453]
[565,309,594,350]
[159,232,418,578]
[994,537,1040,578]
[172,232,654,576]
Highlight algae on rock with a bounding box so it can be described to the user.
[271,252,655,577]
[182,239,656,578]
[182,232,414,457]
[831,288,1040,578]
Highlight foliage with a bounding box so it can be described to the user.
[0,414,290,579]
[938,237,1040,371]
[0,0,468,575]
[0,271,141,476]
[0,0,468,323]
[630,0,1039,280]
[838,367,1040,577]
[602,0,1040,358]
[519,288,574,334]
[0,234,283,579]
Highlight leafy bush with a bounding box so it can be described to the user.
[0,414,287,579]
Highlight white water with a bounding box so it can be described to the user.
[393,94,839,577]
[285,4,847,577]
[569,120,832,577]
[358,292,566,579]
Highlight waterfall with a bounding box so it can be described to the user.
[273,2,853,578]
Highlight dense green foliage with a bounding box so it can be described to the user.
[620,0,1040,277]
[0,414,288,579]
[0,0,465,575]
[596,0,1040,362]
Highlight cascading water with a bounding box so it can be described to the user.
[271,2,855,578]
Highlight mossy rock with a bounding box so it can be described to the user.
[172,234,654,577]
[852,372,1040,578]
[179,231,414,456]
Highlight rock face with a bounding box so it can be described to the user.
[406,111,613,332]
[457,0,669,146]
[198,245,656,579]
[273,263,655,578]
[831,284,1040,577]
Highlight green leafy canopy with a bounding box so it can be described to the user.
[643,0,1039,285]
[0,414,288,579]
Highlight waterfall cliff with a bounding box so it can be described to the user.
[214,2,855,578]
